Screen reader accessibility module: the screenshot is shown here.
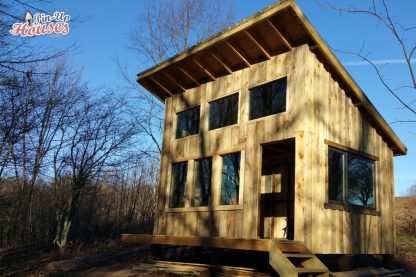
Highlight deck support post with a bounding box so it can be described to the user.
[210,248,221,265]
[383,254,395,270]
[151,244,163,259]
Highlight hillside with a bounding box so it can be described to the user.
[395,196,416,271]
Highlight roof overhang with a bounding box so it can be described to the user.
[136,0,407,156]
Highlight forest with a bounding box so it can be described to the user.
[0,0,234,251]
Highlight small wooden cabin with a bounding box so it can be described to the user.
[123,0,407,274]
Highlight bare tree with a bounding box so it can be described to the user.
[52,93,137,249]
[120,0,235,156]
[0,60,88,245]
[23,61,86,236]
[0,75,32,179]
[129,0,234,64]
[318,0,416,123]
[407,183,416,196]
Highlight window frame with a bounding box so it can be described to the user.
[327,145,377,211]
[248,77,287,120]
[208,93,239,131]
[175,105,201,139]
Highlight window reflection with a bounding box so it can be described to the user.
[170,162,187,208]
[328,149,345,202]
[249,77,286,120]
[176,106,200,139]
[327,147,375,208]
[347,154,374,207]
[220,153,240,205]
[192,158,212,207]
[209,94,239,130]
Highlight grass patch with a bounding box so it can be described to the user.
[397,234,416,256]
[396,234,416,271]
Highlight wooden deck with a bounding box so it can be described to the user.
[122,234,304,253]
[122,234,329,276]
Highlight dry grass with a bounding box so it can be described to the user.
[395,196,416,271]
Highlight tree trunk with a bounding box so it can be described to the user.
[53,184,81,249]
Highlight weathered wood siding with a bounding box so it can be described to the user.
[154,45,308,240]
[300,48,395,254]
[154,44,395,255]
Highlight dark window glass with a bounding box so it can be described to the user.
[192,158,212,207]
[249,77,287,120]
[328,149,345,202]
[327,147,376,208]
[220,153,240,205]
[347,154,374,208]
[176,106,200,138]
[170,162,187,208]
[209,94,239,130]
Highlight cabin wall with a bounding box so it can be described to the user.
[300,49,395,254]
[153,44,395,255]
[154,45,309,239]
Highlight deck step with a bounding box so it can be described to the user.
[269,242,329,276]
[285,253,314,258]
[296,267,328,274]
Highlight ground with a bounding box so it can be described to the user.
[395,196,416,271]
[1,197,416,276]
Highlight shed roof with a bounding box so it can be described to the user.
[136,0,406,156]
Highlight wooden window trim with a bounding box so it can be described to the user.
[170,147,244,164]
[175,104,201,114]
[324,202,381,216]
[165,204,243,213]
[324,139,379,161]
[175,133,199,142]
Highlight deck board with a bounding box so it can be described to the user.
[122,234,303,252]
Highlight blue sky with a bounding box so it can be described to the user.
[17,0,415,195]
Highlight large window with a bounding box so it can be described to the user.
[192,158,212,207]
[328,148,375,208]
[347,154,375,207]
[170,162,188,208]
[249,77,287,120]
[176,106,200,139]
[220,153,240,205]
[209,93,239,130]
